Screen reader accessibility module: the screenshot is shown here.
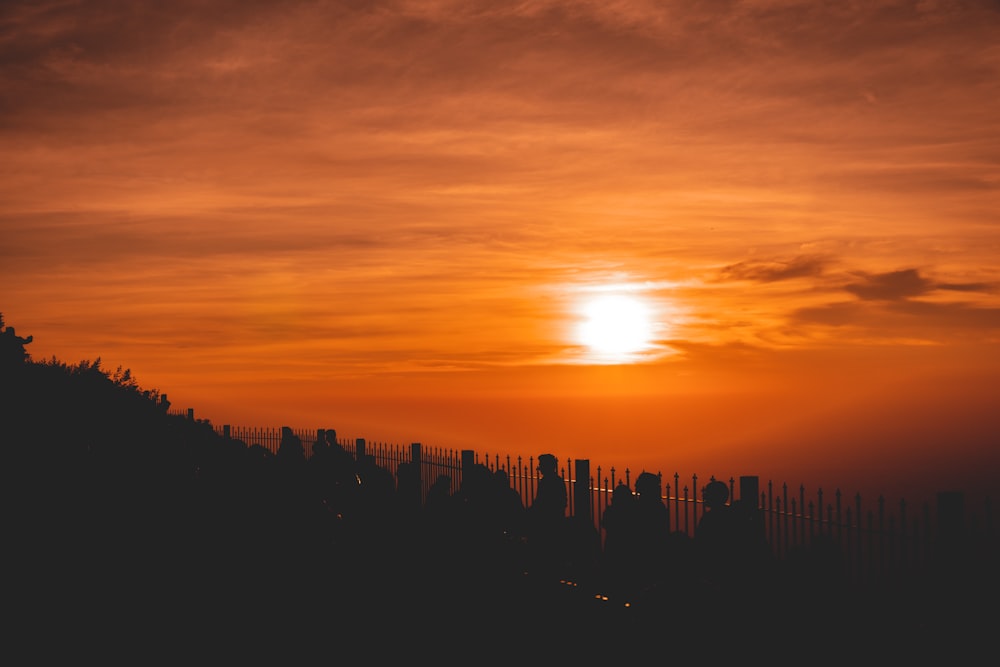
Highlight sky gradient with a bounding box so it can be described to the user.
[3,0,999,505]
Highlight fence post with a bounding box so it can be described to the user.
[223,424,231,439]
[356,438,366,460]
[411,442,423,506]
[187,408,194,421]
[739,475,767,561]
[574,459,591,524]
[740,476,759,509]
[935,491,966,570]
[461,449,475,478]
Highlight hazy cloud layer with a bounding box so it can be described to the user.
[2,0,999,379]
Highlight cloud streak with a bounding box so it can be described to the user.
[2,0,999,438]
[719,256,831,283]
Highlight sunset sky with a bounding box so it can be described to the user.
[3,0,999,505]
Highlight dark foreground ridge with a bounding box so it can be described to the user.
[3,315,996,660]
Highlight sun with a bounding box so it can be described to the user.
[578,294,654,360]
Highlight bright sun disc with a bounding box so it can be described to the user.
[578,294,653,357]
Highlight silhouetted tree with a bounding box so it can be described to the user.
[0,312,32,368]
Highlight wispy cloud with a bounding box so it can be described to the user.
[788,267,1000,342]
[719,255,831,283]
[844,268,935,301]
[843,268,995,301]
[2,0,999,383]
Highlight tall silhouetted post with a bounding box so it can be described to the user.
[411,441,422,472]
[740,476,759,508]
[462,450,475,485]
[935,491,966,570]
[574,459,591,524]
[561,458,601,584]
[356,437,365,460]
[408,442,423,507]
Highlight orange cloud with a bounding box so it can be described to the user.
[3,0,999,503]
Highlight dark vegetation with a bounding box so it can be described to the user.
[2,313,555,657]
[2,314,993,660]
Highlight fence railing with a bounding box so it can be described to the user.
[210,420,996,592]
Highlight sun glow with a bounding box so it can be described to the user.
[578,294,654,361]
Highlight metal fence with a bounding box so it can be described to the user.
[211,421,995,592]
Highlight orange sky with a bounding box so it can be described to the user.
[3,0,999,506]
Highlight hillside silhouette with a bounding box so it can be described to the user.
[3,314,995,659]
[2,314,555,656]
